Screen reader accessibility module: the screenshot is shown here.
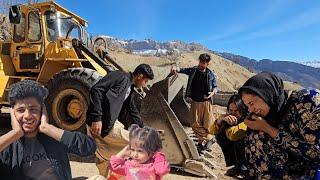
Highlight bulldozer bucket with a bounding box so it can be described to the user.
[138,74,218,178]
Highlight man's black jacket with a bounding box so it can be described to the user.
[86,70,143,137]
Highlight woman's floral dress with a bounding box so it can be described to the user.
[245,89,320,179]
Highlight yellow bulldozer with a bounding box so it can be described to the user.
[0,1,224,178]
[0,1,115,131]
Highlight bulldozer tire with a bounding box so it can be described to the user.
[46,68,101,132]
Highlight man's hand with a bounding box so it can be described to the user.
[0,109,24,152]
[185,97,194,103]
[223,115,238,125]
[37,104,64,141]
[91,121,102,137]
[10,108,24,138]
[204,91,216,99]
[39,105,49,133]
[171,65,179,74]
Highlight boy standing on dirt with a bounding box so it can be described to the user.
[86,64,154,177]
[171,53,218,152]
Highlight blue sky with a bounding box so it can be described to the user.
[56,0,320,62]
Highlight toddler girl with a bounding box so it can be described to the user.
[109,124,170,180]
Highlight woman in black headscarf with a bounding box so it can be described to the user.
[238,72,320,179]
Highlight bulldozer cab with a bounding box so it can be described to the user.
[10,5,43,72]
[6,2,90,74]
[0,1,112,131]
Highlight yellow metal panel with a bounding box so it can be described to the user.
[45,41,78,59]
[0,57,3,72]
[0,55,15,76]
[46,58,87,62]
[21,1,87,26]
[20,45,41,53]
[37,59,73,84]
[82,53,107,76]
[0,75,9,100]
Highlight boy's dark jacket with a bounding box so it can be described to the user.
[87,70,143,137]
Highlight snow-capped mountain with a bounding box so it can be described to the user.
[300,61,320,68]
[93,36,207,56]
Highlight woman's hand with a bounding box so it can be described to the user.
[244,115,279,138]
[244,114,268,131]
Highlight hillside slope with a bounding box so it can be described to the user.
[216,52,320,89]
[109,51,301,92]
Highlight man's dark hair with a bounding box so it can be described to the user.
[8,80,48,106]
[199,53,211,62]
[133,64,154,80]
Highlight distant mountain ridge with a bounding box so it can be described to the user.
[93,35,320,89]
[214,52,320,89]
[300,61,320,68]
[95,35,207,56]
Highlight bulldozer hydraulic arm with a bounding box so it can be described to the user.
[71,39,118,72]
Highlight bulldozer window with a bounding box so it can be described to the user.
[13,13,25,43]
[45,11,82,42]
[28,11,42,42]
[67,26,81,40]
[45,11,58,42]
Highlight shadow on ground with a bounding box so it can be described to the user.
[72,177,88,180]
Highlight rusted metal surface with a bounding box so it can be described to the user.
[212,91,236,106]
